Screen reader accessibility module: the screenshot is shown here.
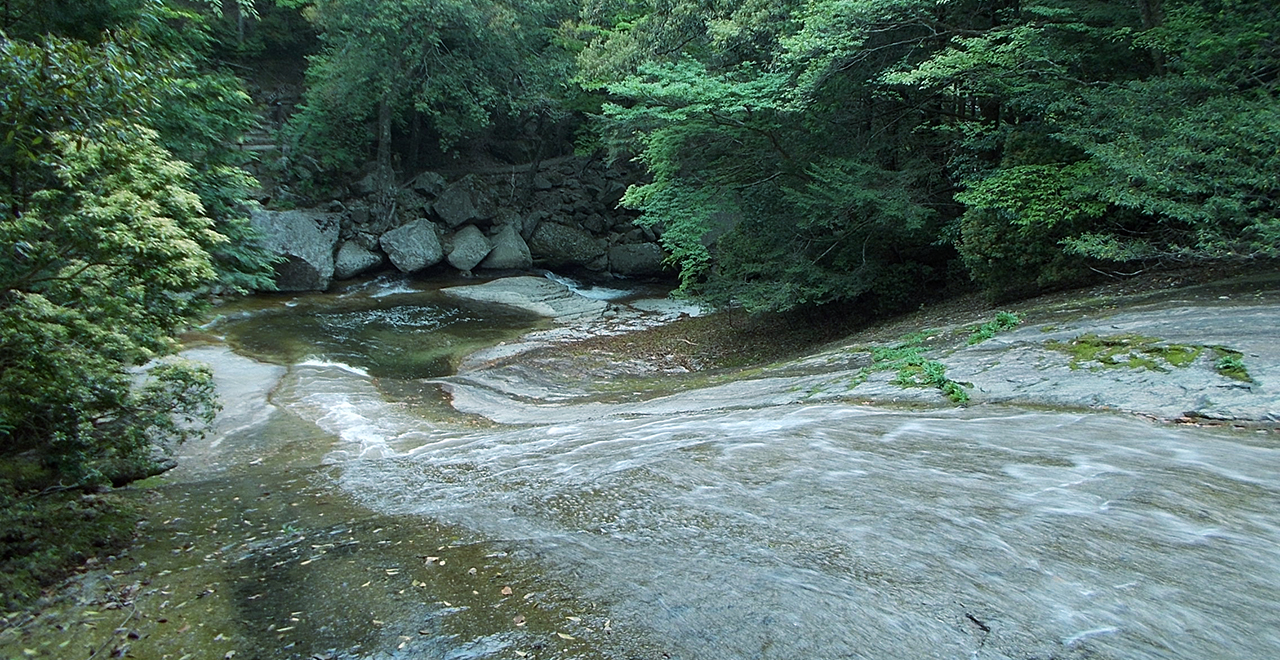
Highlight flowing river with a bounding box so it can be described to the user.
[5,275,1279,660]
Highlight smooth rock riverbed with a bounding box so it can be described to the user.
[3,273,1278,660]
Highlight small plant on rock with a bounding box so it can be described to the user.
[1213,350,1253,383]
[967,311,1024,345]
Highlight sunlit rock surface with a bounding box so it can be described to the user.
[441,275,609,323]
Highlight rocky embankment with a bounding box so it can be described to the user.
[250,156,669,291]
[442,272,1280,427]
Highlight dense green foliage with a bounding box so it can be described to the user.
[578,0,1278,307]
[284,0,578,190]
[272,0,1276,309]
[1,0,272,491]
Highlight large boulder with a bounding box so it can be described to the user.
[411,171,447,198]
[609,243,668,276]
[380,219,443,273]
[334,240,385,279]
[528,222,606,269]
[250,208,341,291]
[351,171,379,196]
[433,178,479,227]
[480,223,533,270]
[446,225,493,272]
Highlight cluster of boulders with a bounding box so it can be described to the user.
[251,156,669,291]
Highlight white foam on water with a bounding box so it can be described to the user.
[337,273,424,299]
[369,281,422,298]
[275,360,464,461]
[334,400,1280,660]
[295,357,372,378]
[1063,626,1120,646]
[542,270,633,301]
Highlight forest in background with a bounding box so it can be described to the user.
[273,0,1278,310]
[0,0,1276,607]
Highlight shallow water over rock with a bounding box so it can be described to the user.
[320,378,1280,659]
[5,275,1278,660]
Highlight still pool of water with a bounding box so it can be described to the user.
[3,275,1278,660]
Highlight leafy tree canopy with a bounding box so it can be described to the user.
[1,1,273,488]
[589,0,1279,307]
[285,0,579,181]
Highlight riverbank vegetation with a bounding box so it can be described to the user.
[1,0,276,605]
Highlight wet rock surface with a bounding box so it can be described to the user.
[9,272,1279,660]
[944,303,1280,421]
[451,271,1280,426]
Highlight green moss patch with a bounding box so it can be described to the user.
[1044,333,1253,380]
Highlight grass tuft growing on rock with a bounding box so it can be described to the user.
[1213,349,1254,383]
[861,335,971,404]
[967,311,1023,345]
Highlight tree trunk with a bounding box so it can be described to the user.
[376,97,395,219]
[1137,0,1166,74]
[521,113,545,203]
[409,110,422,172]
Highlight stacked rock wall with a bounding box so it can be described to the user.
[253,155,668,291]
